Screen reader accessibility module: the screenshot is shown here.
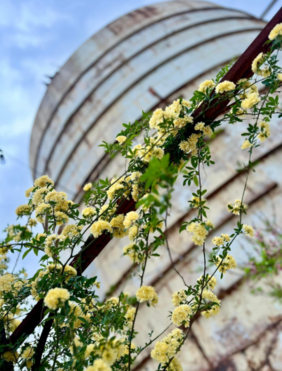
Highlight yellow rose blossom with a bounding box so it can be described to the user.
[195,122,205,131]
[202,289,221,318]
[85,359,112,371]
[83,183,92,191]
[241,139,252,149]
[221,234,231,242]
[227,199,247,215]
[212,236,224,246]
[34,175,54,188]
[15,204,32,216]
[172,289,187,307]
[241,92,261,110]
[28,218,37,227]
[2,351,19,363]
[44,288,70,310]
[171,304,192,327]
[82,207,96,218]
[251,53,270,77]
[62,224,83,237]
[215,80,236,94]
[198,80,215,93]
[215,254,237,273]
[35,203,51,223]
[21,347,34,360]
[45,190,67,203]
[123,211,139,228]
[25,186,35,198]
[54,211,69,225]
[123,243,143,263]
[136,286,158,306]
[128,225,138,241]
[116,135,127,144]
[197,274,217,291]
[91,220,113,238]
[269,23,282,40]
[243,224,254,237]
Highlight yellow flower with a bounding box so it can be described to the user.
[54,211,69,226]
[16,204,32,216]
[241,92,261,110]
[25,187,35,198]
[251,53,270,77]
[28,218,37,227]
[32,188,48,205]
[172,289,187,307]
[123,243,143,263]
[45,190,67,203]
[197,274,217,291]
[83,183,92,191]
[198,80,215,93]
[151,341,170,364]
[123,211,139,228]
[215,81,235,94]
[85,344,95,358]
[215,254,237,273]
[85,359,112,371]
[90,220,113,238]
[44,288,70,310]
[194,122,205,131]
[136,286,158,306]
[21,347,34,360]
[243,224,254,237]
[116,135,127,144]
[125,307,136,326]
[2,351,18,363]
[186,222,208,246]
[34,175,54,188]
[277,73,282,81]
[128,225,138,241]
[168,357,183,371]
[171,304,192,327]
[202,125,213,137]
[269,23,282,40]
[62,224,83,237]
[149,108,166,129]
[212,236,224,246]
[201,289,221,318]
[241,140,252,149]
[35,203,51,223]
[82,207,96,218]
[221,234,230,242]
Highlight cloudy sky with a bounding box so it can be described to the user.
[0,0,281,274]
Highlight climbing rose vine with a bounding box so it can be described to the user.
[1,23,282,371]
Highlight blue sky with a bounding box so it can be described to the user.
[0,0,281,274]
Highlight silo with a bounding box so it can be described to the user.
[30,1,282,369]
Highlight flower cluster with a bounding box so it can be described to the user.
[171,304,192,327]
[227,199,247,215]
[136,286,158,306]
[214,254,237,274]
[201,289,221,319]
[44,287,70,310]
[186,220,213,246]
[151,328,184,368]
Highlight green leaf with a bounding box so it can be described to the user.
[22,248,32,259]
[193,176,198,187]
